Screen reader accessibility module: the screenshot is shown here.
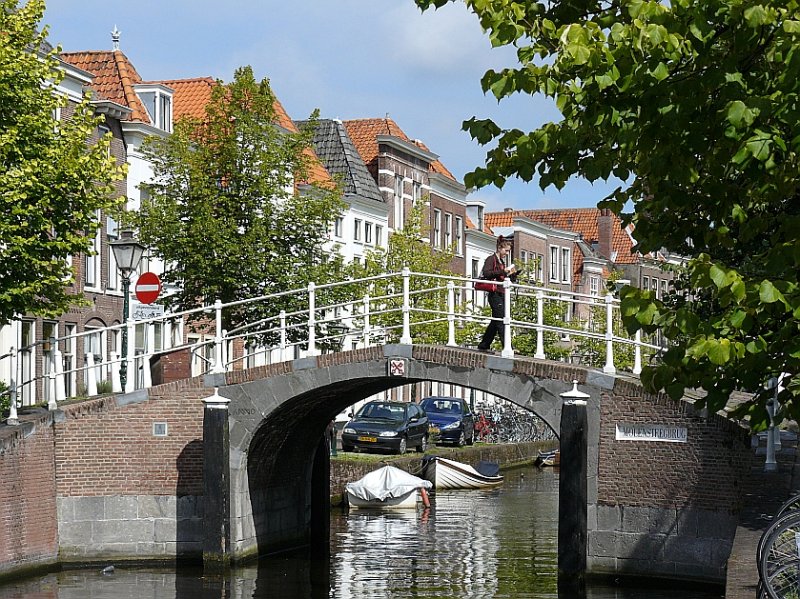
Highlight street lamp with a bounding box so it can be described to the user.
[110,230,146,391]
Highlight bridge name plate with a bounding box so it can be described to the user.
[615,423,687,443]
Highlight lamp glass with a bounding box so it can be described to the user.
[111,232,146,275]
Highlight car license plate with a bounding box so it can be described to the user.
[358,436,377,443]
[429,426,440,434]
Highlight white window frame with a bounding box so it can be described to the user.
[375,225,383,248]
[394,175,404,229]
[549,246,559,282]
[84,210,102,290]
[536,253,544,283]
[364,221,373,245]
[63,324,77,399]
[134,84,173,133]
[454,216,463,255]
[561,247,570,283]
[106,216,119,291]
[354,218,362,242]
[444,213,452,249]
[434,209,442,248]
[19,320,35,405]
[334,216,343,238]
[590,275,600,296]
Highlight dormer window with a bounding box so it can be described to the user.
[134,84,173,132]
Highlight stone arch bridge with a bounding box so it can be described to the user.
[1,345,753,585]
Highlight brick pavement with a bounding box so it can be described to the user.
[725,431,800,598]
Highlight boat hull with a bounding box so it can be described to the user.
[346,489,419,509]
[422,456,503,490]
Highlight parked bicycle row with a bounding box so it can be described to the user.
[757,492,800,598]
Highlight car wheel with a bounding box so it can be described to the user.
[456,431,465,447]
[467,430,474,446]
[398,437,407,454]
[342,444,354,452]
[417,435,428,453]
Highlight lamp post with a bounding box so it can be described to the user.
[110,230,145,392]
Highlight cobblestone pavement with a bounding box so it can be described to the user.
[725,430,800,598]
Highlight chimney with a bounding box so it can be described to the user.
[504,207,513,212]
[598,209,613,260]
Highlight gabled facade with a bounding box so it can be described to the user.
[0,52,133,405]
[343,118,467,276]
[298,118,387,267]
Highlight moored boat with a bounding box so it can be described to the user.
[421,456,503,490]
[345,465,432,509]
[534,449,560,467]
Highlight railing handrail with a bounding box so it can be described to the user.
[1,269,661,417]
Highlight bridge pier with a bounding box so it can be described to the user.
[310,435,331,559]
[203,389,231,572]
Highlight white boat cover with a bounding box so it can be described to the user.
[345,465,432,502]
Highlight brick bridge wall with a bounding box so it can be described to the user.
[592,380,752,583]
[53,380,208,562]
[0,347,753,586]
[0,411,59,578]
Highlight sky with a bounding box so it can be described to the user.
[42,0,621,213]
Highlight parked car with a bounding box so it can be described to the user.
[341,401,429,454]
[420,396,475,447]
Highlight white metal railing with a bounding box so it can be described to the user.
[0,270,663,422]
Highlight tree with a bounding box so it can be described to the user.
[135,67,347,342]
[0,0,125,325]
[415,0,800,427]
[348,203,468,345]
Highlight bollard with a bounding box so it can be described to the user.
[558,380,589,582]
[203,388,231,572]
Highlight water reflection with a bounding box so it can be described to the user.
[0,467,723,599]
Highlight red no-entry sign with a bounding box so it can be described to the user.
[135,272,162,304]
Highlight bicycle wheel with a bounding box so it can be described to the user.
[759,512,800,582]
[776,492,800,520]
[764,560,800,599]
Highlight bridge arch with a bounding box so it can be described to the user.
[218,345,602,560]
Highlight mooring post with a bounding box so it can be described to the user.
[558,380,589,585]
[203,388,231,572]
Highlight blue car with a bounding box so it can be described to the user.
[420,396,475,447]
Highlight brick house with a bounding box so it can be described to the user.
[0,47,133,406]
[343,118,467,276]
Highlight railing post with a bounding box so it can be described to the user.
[633,329,642,375]
[307,282,318,356]
[110,351,121,393]
[279,310,287,361]
[7,346,19,425]
[535,290,545,360]
[603,294,616,374]
[142,348,152,389]
[501,278,514,358]
[212,299,225,374]
[400,267,412,345]
[447,281,457,347]
[86,353,98,396]
[362,294,371,348]
[50,337,64,409]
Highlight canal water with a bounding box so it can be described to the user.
[0,466,723,598]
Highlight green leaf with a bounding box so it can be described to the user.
[759,280,784,304]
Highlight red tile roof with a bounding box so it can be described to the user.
[485,208,637,264]
[343,117,457,182]
[60,50,151,123]
[157,77,215,121]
